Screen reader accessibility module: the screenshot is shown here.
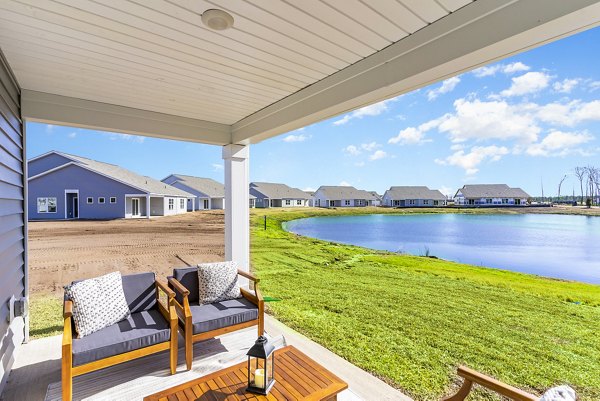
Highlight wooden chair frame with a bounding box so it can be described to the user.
[443,366,538,401]
[169,269,264,370]
[62,280,178,401]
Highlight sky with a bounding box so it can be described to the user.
[27,26,600,197]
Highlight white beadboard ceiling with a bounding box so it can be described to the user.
[0,0,471,125]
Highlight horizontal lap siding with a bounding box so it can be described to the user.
[0,48,25,394]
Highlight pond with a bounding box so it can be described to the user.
[284,213,600,284]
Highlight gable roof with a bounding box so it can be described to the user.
[316,186,374,200]
[456,184,530,199]
[250,182,310,200]
[29,151,194,197]
[385,186,446,200]
[165,174,224,198]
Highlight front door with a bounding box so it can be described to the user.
[203,199,209,209]
[131,198,140,217]
[66,192,79,219]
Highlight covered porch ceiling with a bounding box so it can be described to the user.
[1,0,600,145]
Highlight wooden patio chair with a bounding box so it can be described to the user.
[443,366,539,401]
[62,272,178,401]
[168,265,264,370]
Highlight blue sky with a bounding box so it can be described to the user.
[27,27,600,197]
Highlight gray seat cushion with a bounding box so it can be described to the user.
[122,272,156,313]
[172,267,199,304]
[190,297,258,334]
[72,309,170,366]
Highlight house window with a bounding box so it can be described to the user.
[296,200,302,205]
[180,199,185,209]
[98,197,105,204]
[434,200,439,206]
[409,200,415,205]
[393,200,400,206]
[344,200,350,206]
[110,197,117,203]
[168,198,174,210]
[37,197,57,213]
[87,197,93,204]
[486,198,492,204]
[285,200,291,205]
[502,198,508,204]
[424,200,429,205]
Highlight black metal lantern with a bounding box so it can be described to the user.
[246,336,276,394]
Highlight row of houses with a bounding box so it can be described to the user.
[27,151,531,220]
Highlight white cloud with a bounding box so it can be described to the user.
[435,145,509,175]
[589,81,600,92]
[354,161,365,167]
[333,98,397,125]
[389,125,434,145]
[343,145,361,156]
[536,100,600,126]
[45,124,55,133]
[369,150,387,161]
[68,132,77,138]
[283,133,310,142]
[437,98,540,143]
[499,72,551,97]
[553,78,579,93]
[211,163,224,172]
[472,62,530,77]
[526,130,594,157]
[105,133,145,143]
[360,142,380,151]
[339,181,352,186]
[427,76,461,101]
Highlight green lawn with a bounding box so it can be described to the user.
[251,208,600,401]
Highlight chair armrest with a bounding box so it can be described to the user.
[443,366,538,401]
[63,299,73,318]
[156,280,175,299]
[168,277,190,297]
[238,269,259,283]
[62,300,73,348]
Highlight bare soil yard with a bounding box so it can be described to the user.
[28,211,225,295]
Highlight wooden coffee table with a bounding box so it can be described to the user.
[144,345,348,401]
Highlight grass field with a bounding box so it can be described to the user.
[250,207,600,400]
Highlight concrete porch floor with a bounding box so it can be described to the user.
[1,315,409,401]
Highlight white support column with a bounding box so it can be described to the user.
[223,144,250,273]
[146,195,151,219]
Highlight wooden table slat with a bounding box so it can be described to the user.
[144,346,348,401]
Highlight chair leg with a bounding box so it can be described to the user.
[61,357,72,401]
[185,318,193,370]
[170,327,178,375]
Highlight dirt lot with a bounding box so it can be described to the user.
[28,211,225,295]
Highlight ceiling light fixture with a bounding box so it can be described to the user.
[201,9,234,31]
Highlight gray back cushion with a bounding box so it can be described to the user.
[122,272,156,313]
[173,267,198,304]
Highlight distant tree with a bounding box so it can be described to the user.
[557,175,567,201]
[574,167,586,205]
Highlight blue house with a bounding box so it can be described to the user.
[28,151,194,220]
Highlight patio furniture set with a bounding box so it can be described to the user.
[60,262,576,401]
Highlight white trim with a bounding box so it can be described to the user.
[98,197,105,204]
[22,90,231,145]
[109,196,117,204]
[22,121,29,343]
[64,189,79,220]
[36,196,58,214]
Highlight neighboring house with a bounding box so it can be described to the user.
[249,182,310,208]
[454,184,530,206]
[249,194,256,208]
[382,186,447,207]
[305,191,315,207]
[28,151,194,220]
[162,174,225,210]
[313,186,376,208]
[368,191,383,207]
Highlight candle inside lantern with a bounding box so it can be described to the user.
[254,368,265,388]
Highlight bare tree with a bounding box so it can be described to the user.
[574,167,586,205]
[591,167,600,206]
[557,174,567,201]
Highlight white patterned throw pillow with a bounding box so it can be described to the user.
[540,386,577,401]
[64,271,130,338]
[197,261,241,304]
